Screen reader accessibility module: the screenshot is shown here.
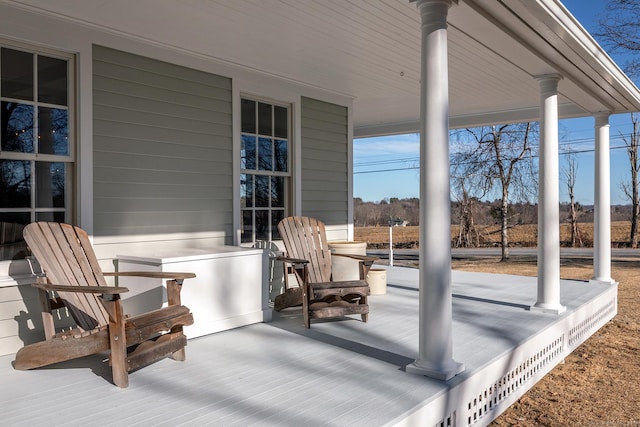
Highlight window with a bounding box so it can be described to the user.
[0,44,74,261]
[240,97,290,243]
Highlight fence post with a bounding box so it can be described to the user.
[389,224,394,266]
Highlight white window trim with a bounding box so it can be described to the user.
[0,39,76,278]
[237,93,293,246]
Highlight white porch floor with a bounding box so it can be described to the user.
[1,266,616,427]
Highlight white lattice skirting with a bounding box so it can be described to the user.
[401,283,617,427]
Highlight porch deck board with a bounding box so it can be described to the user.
[1,267,615,426]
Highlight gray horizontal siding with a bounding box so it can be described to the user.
[300,97,348,227]
[93,46,233,239]
[0,284,76,355]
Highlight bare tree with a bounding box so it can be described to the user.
[596,0,640,80]
[452,123,538,260]
[596,1,640,247]
[562,150,582,247]
[451,176,480,248]
[450,153,489,248]
[620,113,640,248]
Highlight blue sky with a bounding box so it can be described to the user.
[354,0,637,205]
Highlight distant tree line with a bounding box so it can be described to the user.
[355,197,632,229]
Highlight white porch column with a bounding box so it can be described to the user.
[532,74,566,314]
[406,0,464,381]
[593,113,614,283]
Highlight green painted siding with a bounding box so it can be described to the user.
[92,46,233,239]
[300,97,349,230]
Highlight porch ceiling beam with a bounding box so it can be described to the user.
[462,0,640,113]
[353,103,589,138]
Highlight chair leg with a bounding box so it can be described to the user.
[304,313,310,328]
[172,348,186,361]
[104,298,128,388]
[170,327,186,361]
[109,323,128,388]
[167,279,187,361]
[302,284,311,328]
[37,287,56,340]
[361,295,368,323]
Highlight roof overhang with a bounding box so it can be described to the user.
[4,0,640,137]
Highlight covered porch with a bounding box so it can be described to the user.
[2,266,616,426]
[0,1,633,424]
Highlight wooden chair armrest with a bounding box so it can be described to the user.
[332,253,379,264]
[33,282,129,295]
[103,271,196,281]
[104,272,193,306]
[276,256,309,265]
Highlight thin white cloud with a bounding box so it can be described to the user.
[354,134,419,157]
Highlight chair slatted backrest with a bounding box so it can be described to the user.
[278,216,332,283]
[24,222,110,331]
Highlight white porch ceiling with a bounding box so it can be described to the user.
[7,0,640,136]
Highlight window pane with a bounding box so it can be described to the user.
[0,160,31,208]
[241,135,256,170]
[271,210,284,240]
[1,48,33,101]
[241,99,256,133]
[35,162,65,208]
[1,102,34,153]
[258,102,272,135]
[0,216,28,261]
[255,175,269,208]
[255,210,269,241]
[240,173,253,208]
[271,176,285,207]
[36,211,65,222]
[241,210,253,243]
[0,212,29,224]
[258,137,272,171]
[274,139,288,172]
[38,56,68,105]
[255,176,269,207]
[274,106,288,138]
[38,107,68,155]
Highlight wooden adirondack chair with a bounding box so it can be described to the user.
[13,222,195,388]
[275,216,377,328]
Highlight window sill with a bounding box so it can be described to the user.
[0,259,39,287]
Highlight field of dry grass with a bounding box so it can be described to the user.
[355,221,634,248]
[355,223,640,425]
